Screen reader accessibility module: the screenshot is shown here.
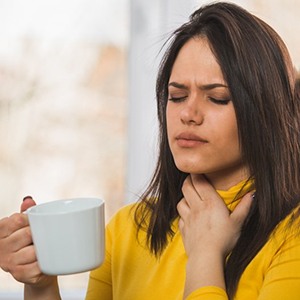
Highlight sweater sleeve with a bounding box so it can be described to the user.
[85,226,113,300]
[85,204,134,300]
[85,213,115,300]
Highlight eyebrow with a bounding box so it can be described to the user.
[168,81,228,90]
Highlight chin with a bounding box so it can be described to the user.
[174,161,204,174]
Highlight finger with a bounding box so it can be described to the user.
[190,174,225,208]
[0,217,9,238]
[190,174,217,201]
[230,192,254,226]
[5,226,33,252]
[182,176,203,208]
[1,244,37,273]
[21,196,36,213]
[10,261,43,285]
[14,245,37,266]
[0,213,28,239]
[177,198,190,219]
[178,218,184,233]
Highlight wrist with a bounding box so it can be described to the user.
[184,250,226,298]
[188,245,226,262]
[186,249,225,275]
[24,277,61,300]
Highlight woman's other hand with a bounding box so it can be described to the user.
[177,175,253,298]
[178,174,253,257]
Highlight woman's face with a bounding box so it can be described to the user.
[166,37,249,190]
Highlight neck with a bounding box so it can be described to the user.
[205,166,250,191]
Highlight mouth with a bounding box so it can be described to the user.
[175,133,208,148]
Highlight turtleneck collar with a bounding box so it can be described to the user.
[172,178,254,232]
[216,178,254,212]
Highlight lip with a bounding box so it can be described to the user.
[175,132,208,148]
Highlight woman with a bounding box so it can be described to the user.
[1,2,300,299]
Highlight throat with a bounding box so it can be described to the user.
[204,165,250,190]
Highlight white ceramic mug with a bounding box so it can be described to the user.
[26,197,105,275]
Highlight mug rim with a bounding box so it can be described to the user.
[26,197,104,216]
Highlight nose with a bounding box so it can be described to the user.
[180,96,204,125]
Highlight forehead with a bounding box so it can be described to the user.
[169,37,226,85]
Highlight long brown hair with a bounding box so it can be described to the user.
[134,2,300,298]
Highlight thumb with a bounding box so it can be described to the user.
[20,196,37,213]
[230,192,254,226]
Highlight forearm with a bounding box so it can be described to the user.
[184,250,226,299]
[24,277,61,300]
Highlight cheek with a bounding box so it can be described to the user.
[229,116,239,143]
[215,112,240,148]
[223,119,240,153]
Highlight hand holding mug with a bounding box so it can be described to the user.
[0,197,54,287]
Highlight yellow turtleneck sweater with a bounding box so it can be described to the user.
[86,181,300,299]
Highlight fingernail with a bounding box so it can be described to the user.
[23,196,33,201]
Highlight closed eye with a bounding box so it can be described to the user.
[209,97,231,105]
[168,96,187,103]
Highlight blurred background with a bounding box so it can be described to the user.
[0,0,299,298]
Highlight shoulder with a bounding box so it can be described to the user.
[271,206,300,247]
[104,202,151,253]
[103,203,138,248]
[107,202,137,229]
[278,206,300,232]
